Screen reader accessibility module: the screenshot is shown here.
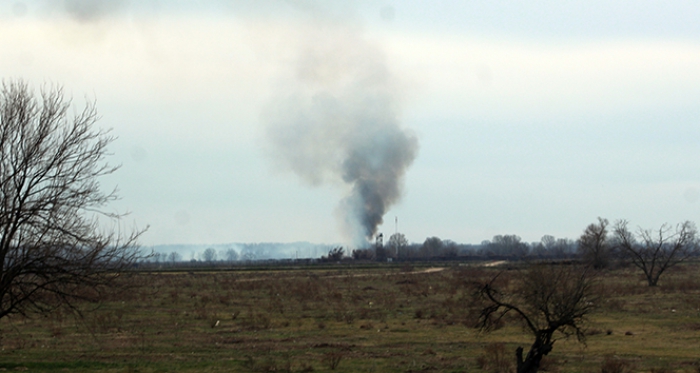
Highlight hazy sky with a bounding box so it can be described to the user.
[2,0,700,247]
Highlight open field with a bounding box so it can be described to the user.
[1,261,700,372]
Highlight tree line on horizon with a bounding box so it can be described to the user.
[144,241,336,264]
[146,217,700,286]
[351,218,700,283]
[142,233,569,265]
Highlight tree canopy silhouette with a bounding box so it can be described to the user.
[613,220,699,286]
[477,264,597,373]
[578,217,612,269]
[0,80,144,318]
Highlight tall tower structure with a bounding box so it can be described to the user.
[375,233,383,248]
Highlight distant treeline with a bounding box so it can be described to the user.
[142,218,700,268]
[139,233,576,267]
[345,233,576,262]
[142,241,335,265]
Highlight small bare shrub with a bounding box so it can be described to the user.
[244,355,291,373]
[600,355,633,373]
[169,290,180,304]
[193,304,209,320]
[298,362,314,372]
[218,294,231,305]
[343,311,355,324]
[602,298,627,312]
[476,343,514,373]
[587,328,603,336]
[414,309,423,319]
[240,310,271,330]
[85,308,125,334]
[322,351,343,370]
[650,368,673,373]
[538,356,559,372]
[49,326,63,338]
[133,328,148,354]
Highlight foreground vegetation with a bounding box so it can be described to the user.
[1,261,700,372]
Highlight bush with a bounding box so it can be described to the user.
[322,351,343,370]
[476,343,514,373]
[600,355,633,373]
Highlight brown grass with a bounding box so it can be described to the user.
[0,261,698,372]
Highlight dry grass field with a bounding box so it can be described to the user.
[0,261,699,372]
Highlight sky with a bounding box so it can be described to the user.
[2,0,700,247]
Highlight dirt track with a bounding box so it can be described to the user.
[235,266,446,283]
[480,260,507,267]
[325,266,445,279]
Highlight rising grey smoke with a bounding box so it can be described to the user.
[264,21,418,247]
[47,0,128,22]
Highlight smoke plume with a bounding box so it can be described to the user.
[40,0,129,23]
[264,19,418,247]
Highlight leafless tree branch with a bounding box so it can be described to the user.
[613,220,699,286]
[476,264,597,373]
[0,80,146,319]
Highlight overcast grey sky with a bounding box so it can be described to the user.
[2,0,700,247]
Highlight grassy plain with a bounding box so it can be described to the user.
[0,261,699,372]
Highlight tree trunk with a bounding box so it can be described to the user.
[646,272,659,287]
[515,339,553,373]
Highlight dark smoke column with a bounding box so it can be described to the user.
[341,126,418,242]
[263,20,418,248]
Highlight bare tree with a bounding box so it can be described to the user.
[420,236,444,258]
[351,247,373,261]
[152,252,164,263]
[168,251,181,263]
[541,235,556,250]
[613,220,699,286]
[578,217,611,269]
[202,248,217,262]
[0,80,144,319]
[484,234,529,258]
[322,247,344,262]
[533,235,574,259]
[240,246,256,261]
[224,248,238,262]
[477,264,597,373]
[387,232,407,258]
